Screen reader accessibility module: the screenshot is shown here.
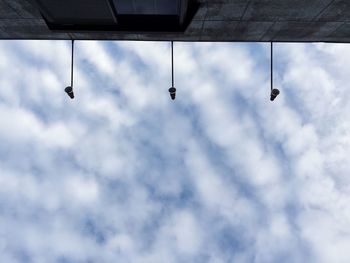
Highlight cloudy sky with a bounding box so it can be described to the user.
[0,40,350,263]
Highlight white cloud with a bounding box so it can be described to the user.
[1,40,350,262]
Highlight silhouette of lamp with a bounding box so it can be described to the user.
[168,41,176,100]
[270,42,280,101]
[65,40,75,99]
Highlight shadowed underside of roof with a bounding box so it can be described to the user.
[1,0,350,42]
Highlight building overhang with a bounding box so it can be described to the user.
[1,0,350,42]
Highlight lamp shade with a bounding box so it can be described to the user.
[169,87,176,100]
[65,86,74,99]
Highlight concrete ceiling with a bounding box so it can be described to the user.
[1,0,350,42]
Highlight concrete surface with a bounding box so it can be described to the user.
[1,0,350,42]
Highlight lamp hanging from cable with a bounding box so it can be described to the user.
[65,40,75,99]
[168,41,176,100]
[270,42,280,101]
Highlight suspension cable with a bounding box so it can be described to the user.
[171,41,174,87]
[71,40,74,88]
[271,41,273,91]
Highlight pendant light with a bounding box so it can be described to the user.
[65,40,75,99]
[270,42,280,101]
[168,41,176,100]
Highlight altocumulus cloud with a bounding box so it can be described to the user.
[0,40,350,263]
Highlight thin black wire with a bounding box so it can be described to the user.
[71,40,74,88]
[270,41,273,91]
[171,41,174,87]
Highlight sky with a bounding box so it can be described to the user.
[0,40,350,263]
